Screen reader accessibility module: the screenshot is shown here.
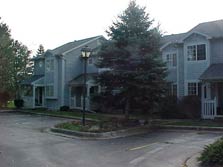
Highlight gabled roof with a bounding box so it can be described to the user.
[21,75,44,85]
[200,64,223,81]
[161,19,223,49]
[69,73,98,85]
[190,20,223,39]
[50,35,104,55]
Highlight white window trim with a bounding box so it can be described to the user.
[185,80,200,96]
[186,43,207,62]
[163,52,177,69]
[45,84,54,98]
[45,58,54,73]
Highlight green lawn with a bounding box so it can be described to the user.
[7,101,15,108]
[22,109,109,121]
[155,119,223,127]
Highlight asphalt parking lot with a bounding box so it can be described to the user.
[0,112,222,167]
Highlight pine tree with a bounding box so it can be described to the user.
[0,18,32,102]
[96,1,167,119]
[36,44,45,56]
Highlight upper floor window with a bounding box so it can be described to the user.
[166,53,177,67]
[46,59,54,72]
[187,44,206,61]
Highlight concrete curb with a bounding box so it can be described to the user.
[185,153,201,167]
[50,125,153,139]
[158,125,223,131]
[17,110,98,122]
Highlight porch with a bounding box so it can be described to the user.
[69,73,99,111]
[21,75,45,109]
[200,64,223,119]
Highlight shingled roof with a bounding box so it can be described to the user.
[50,35,103,55]
[200,64,223,81]
[161,19,223,48]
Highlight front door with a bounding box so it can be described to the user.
[75,86,83,108]
[35,87,44,107]
[217,83,223,115]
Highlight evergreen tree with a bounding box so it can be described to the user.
[96,1,167,119]
[0,18,32,102]
[36,44,45,56]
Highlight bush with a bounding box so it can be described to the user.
[0,91,11,108]
[159,96,180,119]
[198,138,223,166]
[14,99,24,108]
[60,106,70,111]
[178,95,201,119]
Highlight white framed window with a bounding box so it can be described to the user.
[88,57,93,65]
[187,44,206,61]
[168,83,177,96]
[46,59,54,72]
[187,82,201,96]
[166,53,177,67]
[45,85,54,97]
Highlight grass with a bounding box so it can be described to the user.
[7,101,15,108]
[22,109,110,121]
[56,121,83,131]
[155,119,223,127]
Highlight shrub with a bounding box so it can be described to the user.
[178,95,201,119]
[60,106,70,111]
[159,96,180,119]
[0,91,11,108]
[198,138,223,166]
[14,99,24,108]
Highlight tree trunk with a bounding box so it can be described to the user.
[124,98,130,120]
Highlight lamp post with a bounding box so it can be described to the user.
[81,46,91,126]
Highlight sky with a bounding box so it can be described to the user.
[0,0,223,55]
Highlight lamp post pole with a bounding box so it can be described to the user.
[81,46,91,126]
[82,56,87,126]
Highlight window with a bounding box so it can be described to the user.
[168,83,177,96]
[187,44,206,61]
[45,85,54,97]
[166,53,177,67]
[46,59,54,72]
[188,82,201,96]
[88,57,93,65]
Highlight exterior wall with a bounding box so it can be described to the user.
[34,59,45,75]
[63,38,102,107]
[44,52,59,109]
[162,44,178,83]
[177,44,184,97]
[183,33,210,95]
[210,38,223,64]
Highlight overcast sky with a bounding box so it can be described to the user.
[0,0,223,55]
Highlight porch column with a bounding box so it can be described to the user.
[32,85,35,108]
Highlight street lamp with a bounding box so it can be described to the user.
[81,46,92,126]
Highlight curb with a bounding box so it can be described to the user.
[17,110,98,122]
[158,125,223,132]
[184,153,201,167]
[50,125,153,139]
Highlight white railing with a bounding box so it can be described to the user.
[202,97,217,119]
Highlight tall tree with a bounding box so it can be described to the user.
[96,1,167,119]
[0,18,32,102]
[36,44,45,56]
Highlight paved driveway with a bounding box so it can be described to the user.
[0,112,222,167]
